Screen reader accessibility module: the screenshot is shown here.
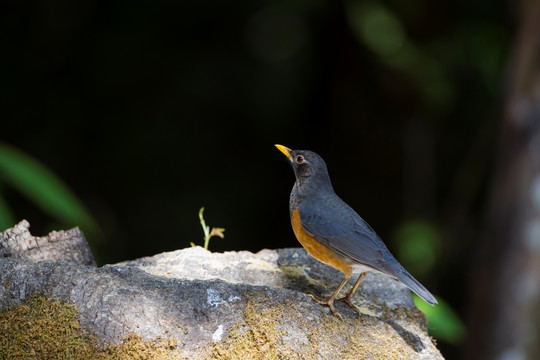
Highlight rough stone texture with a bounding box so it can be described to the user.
[0,222,443,359]
[0,220,95,266]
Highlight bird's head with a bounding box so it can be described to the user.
[275,144,333,192]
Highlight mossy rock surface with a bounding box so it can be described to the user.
[0,243,443,359]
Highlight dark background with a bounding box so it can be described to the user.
[0,0,519,359]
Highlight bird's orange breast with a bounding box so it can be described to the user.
[291,207,352,277]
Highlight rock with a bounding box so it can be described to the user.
[0,220,95,266]
[0,222,443,359]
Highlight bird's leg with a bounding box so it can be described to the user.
[337,272,367,314]
[306,275,350,318]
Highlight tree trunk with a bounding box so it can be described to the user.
[465,2,540,359]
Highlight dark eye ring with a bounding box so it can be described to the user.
[296,155,304,164]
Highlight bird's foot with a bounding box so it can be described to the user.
[337,295,361,316]
[306,291,343,319]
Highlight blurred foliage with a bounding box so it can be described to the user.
[0,183,15,228]
[414,294,466,345]
[394,220,442,277]
[395,220,465,345]
[345,0,507,114]
[0,142,99,240]
[346,0,454,111]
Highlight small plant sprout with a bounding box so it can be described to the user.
[191,207,225,250]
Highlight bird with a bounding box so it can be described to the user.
[275,144,437,317]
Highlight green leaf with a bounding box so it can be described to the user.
[0,189,16,231]
[413,294,466,344]
[394,220,441,277]
[0,143,99,235]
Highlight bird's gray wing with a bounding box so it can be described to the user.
[298,200,398,277]
[298,199,438,305]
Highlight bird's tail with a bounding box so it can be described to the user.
[395,265,438,306]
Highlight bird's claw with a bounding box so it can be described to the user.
[337,296,361,316]
[306,291,343,319]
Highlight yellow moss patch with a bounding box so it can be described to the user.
[0,295,183,360]
[333,316,421,360]
[102,334,181,360]
[211,293,288,360]
[209,292,427,360]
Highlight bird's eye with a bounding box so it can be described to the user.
[296,155,304,164]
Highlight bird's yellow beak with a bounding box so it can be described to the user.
[275,144,292,159]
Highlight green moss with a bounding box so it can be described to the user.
[0,295,182,360]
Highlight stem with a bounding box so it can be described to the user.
[199,207,211,249]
